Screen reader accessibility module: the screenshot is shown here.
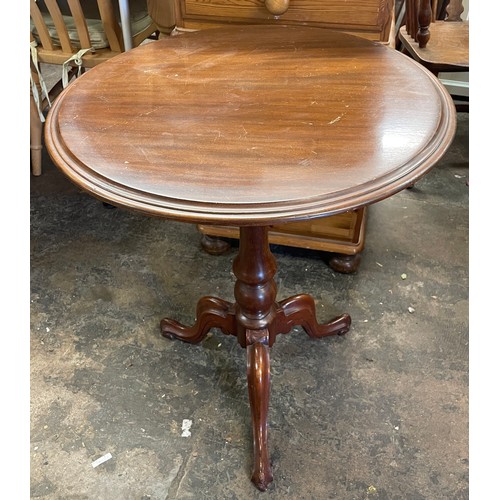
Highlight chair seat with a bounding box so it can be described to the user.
[31,6,153,50]
[399,21,469,72]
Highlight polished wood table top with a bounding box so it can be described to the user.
[45,25,456,491]
[46,25,456,225]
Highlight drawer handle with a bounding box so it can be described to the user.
[265,0,290,16]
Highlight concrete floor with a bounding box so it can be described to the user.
[30,111,469,499]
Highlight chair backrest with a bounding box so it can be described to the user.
[30,0,157,67]
[171,0,395,45]
[404,0,464,48]
[29,0,158,177]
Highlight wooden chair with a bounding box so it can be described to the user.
[156,0,396,273]
[146,0,176,37]
[30,0,158,175]
[398,0,468,83]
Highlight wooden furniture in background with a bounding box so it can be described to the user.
[30,0,158,175]
[159,0,397,273]
[45,25,456,490]
[398,0,468,108]
[172,0,395,42]
[198,208,367,272]
[146,0,176,36]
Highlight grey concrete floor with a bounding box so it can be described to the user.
[30,111,469,499]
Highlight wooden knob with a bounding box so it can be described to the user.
[265,0,290,16]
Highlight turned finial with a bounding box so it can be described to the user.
[265,0,290,16]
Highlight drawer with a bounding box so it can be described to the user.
[179,0,393,41]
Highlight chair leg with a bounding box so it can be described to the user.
[30,90,43,176]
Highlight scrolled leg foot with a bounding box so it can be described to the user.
[276,294,351,339]
[160,296,236,343]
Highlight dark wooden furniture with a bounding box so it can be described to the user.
[398,0,468,88]
[45,25,456,491]
[155,0,397,273]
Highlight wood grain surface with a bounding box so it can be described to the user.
[45,25,456,225]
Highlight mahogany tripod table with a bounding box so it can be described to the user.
[45,25,456,491]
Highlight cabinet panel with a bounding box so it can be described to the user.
[180,0,393,41]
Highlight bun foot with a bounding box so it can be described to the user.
[200,234,232,255]
[328,252,361,274]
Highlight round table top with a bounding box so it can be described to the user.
[45,25,456,225]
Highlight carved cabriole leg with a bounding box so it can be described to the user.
[246,329,272,491]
